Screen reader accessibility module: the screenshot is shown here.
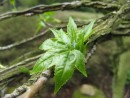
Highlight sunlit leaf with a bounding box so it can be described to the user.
[39,39,66,51]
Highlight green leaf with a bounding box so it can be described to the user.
[31,51,55,74]
[72,50,87,77]
[41,12,55,22]
[40,12,61,23]
[54,52,75,93]
[31,50,68,75]
[59,29,71,44]
[39,39,66,51]
[67,17,77,42]
[84,20,95,42]
[50,28,71,45]
[76,29,85,52]
[34,21,46,35]
[10,0,15,5]
[34,11,60,35]
[32,17,95,93]
[10,0,17,11]
[50,29,59,39]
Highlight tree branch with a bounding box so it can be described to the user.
[0,1,120,21]
[3,70,51,98]
[0,55,41,84]
[0,29,49,51]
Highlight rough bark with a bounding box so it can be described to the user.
[0,1,120,21]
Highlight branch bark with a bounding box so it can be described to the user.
[0,29,49,51]
[3,70,51,98]
[0,1,120,21]
[0,55,41,85]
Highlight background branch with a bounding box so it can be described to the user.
[0,1,120,21]
[0,29,49,51]
[0,55,41,85]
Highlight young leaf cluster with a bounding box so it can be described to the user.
[31,17,95,93]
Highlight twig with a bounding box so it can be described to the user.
[0,55,41,83]
[0,29,49,51]
[0,1,120,21]
[85,42,97,63]
[3,70,51,98]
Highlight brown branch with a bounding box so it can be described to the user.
[0,29,49,51]
[85,42,97,63]
[0,55,41,84]
[0,1,120,21]
[3,70,51,98]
